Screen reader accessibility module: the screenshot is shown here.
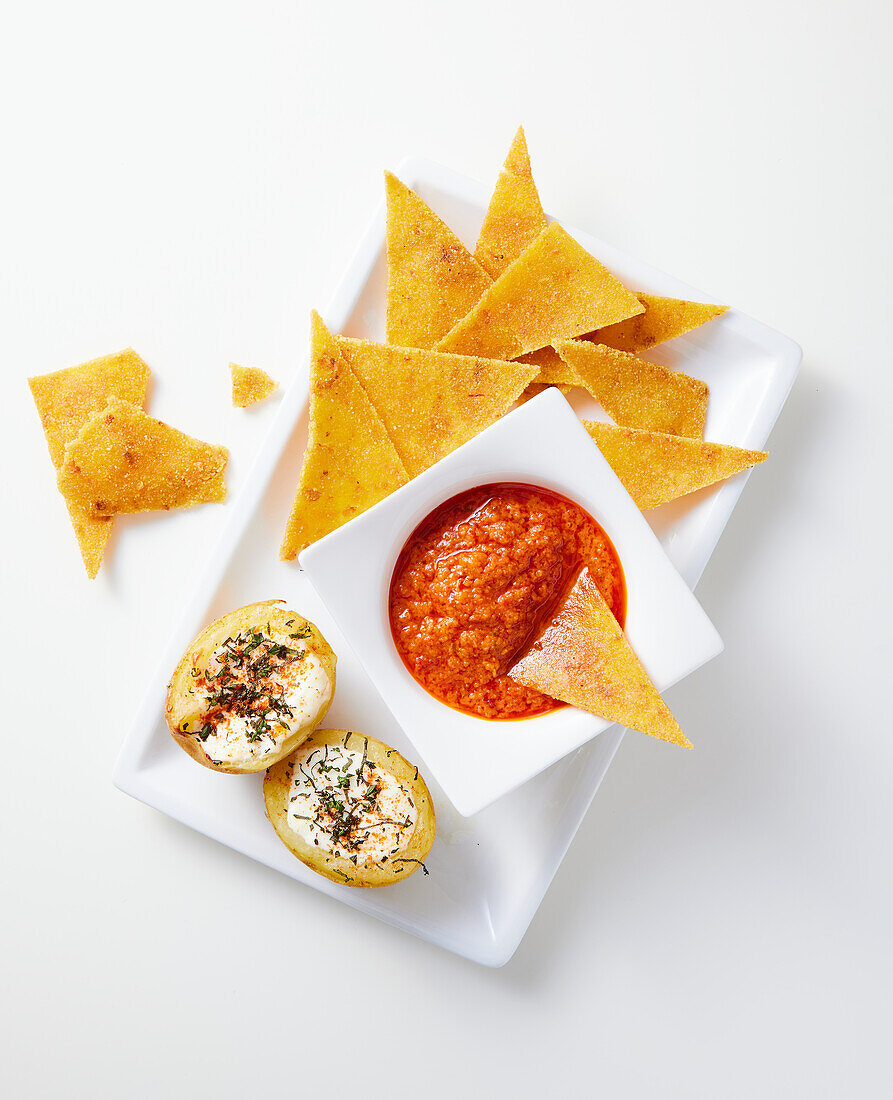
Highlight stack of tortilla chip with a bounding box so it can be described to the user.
[30,352,228,577]
[278,127,768,747]
[381,127,726,451]
[373,128,745,470]
[279,314,537,558]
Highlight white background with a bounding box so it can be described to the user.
[1,2,890,1097]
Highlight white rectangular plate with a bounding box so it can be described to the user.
[114,157,801,967]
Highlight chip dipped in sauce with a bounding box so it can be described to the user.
[388,483,625,720]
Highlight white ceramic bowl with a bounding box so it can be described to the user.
[300,387,724,816]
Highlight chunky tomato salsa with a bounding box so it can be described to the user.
[388,483,625,720]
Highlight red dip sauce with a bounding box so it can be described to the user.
[388,483,625,720]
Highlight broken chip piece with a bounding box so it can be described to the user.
[385,171,491,350]
[584,421,767,509]
[586,293,728,353]
[28,348,152,577]
[555,338,709,438]
[436,223,643,360]
[509,567,691,747]
[334,334,538,477]
[58,396,228,517]
[230,363,278,407]
[474,126,548,278]
[280,313,409,560]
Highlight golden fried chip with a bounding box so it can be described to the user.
[58,397,228,517]
[509,568,690,747]
[230,363,278,407]
[28,348,151,577]
[436,223,643,360]
[555,339,708,438]
[474,126,548,278]
[385,171,492,350]
[584,422,767,509]
[335,335,538,477]
[280,314,409,559]
[587,294,728,353]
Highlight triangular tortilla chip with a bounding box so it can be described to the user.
[335,335,538,476]
[230,363,278,407]
[436,223,643,360]
[385,171,492,350]
[280,314,409,559]
[58,396,228,516]
[584,421,767,509]
[587,294,728,353]
[474,126,548,278]
[28,348,151,577]
[509,568,690,747]
[555,339,709,438]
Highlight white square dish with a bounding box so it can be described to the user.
[114,156,801,966]
[300,388,723,817]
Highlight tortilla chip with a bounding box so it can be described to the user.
[436,223,643,360]
[509,568,690,747]
[587,294,728,353]
[555,339,709,438]
[584,422,767,509]
[231,363,278,407]
[58,396,228,517]
[474,126,548,278]
[335,335,538,476]
[28,348,151,577]
[385,171,492,350]
[280,314,409,559]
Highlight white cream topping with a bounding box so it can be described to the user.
[195,629,331,768]
[286,742,417,865]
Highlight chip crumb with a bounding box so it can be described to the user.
[230,363,278,407]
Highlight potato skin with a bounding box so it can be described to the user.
[165,600,336,774]
[264,729,436,887]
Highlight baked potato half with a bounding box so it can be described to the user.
[264,729,436,887]
[165,600,336,774]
